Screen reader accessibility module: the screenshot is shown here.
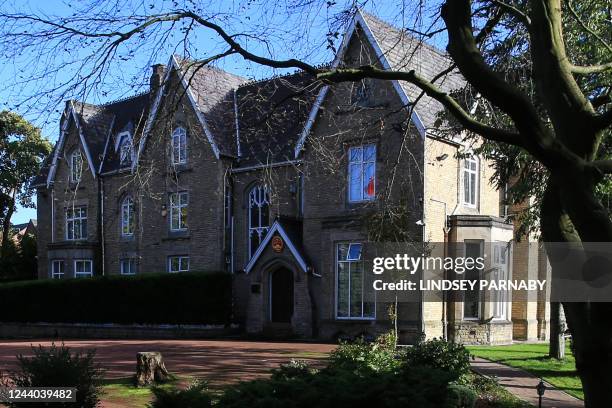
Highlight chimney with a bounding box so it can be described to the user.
[150,64,166,101]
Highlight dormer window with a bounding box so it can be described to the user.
[352,80,371,107]
[115,132,132,167]
[70,150,83,183]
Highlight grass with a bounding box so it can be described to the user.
[102,376,186,407]
[467,343,583,400]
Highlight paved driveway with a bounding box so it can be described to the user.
[0,339,335,386]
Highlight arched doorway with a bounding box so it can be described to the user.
[269,267,294,323]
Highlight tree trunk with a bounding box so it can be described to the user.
[0,191,15,255]
[135,352,170,386]
[549,302,565,360]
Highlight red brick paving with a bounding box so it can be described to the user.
[0,339,336,408]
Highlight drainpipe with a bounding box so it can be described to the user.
[430,198,450,340]
[100,178,105,276]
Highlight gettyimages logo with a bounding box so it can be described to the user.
[357,242,612,303]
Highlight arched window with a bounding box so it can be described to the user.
[248,185,270,257]
[171,127,187,165]
[119,135,132,166]
[70,150,83,183]
[121,196,134,236]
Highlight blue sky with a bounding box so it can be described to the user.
[5,0,442,223]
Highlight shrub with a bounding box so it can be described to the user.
[445,384,477,408]
[271,360,316,380]
[405,339,471,379]
[328,333,402,374]
[0,272,231,325]
[148,379,212,408]
[3,343,103,408]
[217,365,455,408]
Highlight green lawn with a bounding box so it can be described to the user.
[467,343,583,400]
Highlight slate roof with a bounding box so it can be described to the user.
[360,12,465,130]
[36,12,466,186]
[234,71,323,167]
[175,59,247,157]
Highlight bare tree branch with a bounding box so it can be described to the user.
[571,62,612,75]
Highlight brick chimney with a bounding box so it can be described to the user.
[150,64,166,101]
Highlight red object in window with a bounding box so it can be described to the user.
[366,176,375,197]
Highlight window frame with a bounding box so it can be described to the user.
[462,240,483,320]
[169,191,188,232]
[65,206,88,241]
[74,259,93,278]
[168,256,189,273]
[70,149,83,183]
[335,242,376,320]
[51,260,65,279]
[171,127,188,165]
[491,242,510,321]
[248,185,270,258]
[462,155,479,208]
[118,132,133,166]
[120,258,137,275]
[121,196,135,237]
[347,144,377,203]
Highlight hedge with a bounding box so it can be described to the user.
[0,272,232,325]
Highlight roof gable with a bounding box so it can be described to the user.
[245,220,308,274]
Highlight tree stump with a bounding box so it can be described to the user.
[135,352,170,386]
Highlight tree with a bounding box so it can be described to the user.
[0,111,51,259]
[0,1,609,405]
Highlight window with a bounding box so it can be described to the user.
[171,127,187,165]
[66,206,87,240]
[119,135,132,166]
[336,242,375,319]
[463,241,482,319]
[120,258,137,275]
[121,197,135,236]
[248,185,270,257]
[74,259,93,278]
[168,256,189,273]
[492,243,509,320]
[51,260,64,279]
[70,150,83,183]
[353,80,371,107]
[462,156,479,207]
[169,192,188,231]
[348,145,376,202]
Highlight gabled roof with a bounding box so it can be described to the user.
[294,10,466,157]
[244,219,309,274]
[234,71,323,168]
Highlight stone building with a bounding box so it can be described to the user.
[33,11,549,344]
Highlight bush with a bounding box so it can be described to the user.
[217,365,455,408]
[2,343,103,408]
[445,384,477,408]
[148,379,212,408]
[328,333,402,374]
[0,272,231,325]
[405,339,471,379]
[271,360,316,380]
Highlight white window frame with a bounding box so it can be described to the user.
[51,260,65,279]
[168,256,189,273]
[70,150,83,183]
[335,242,376,320]
[120,258,137,275]
[169,192,188,232]
[121,196,134,236]
[66,206,87,240]
[74,259,93,278]
[171,127,187,165]
[248,185,270,258]
[491,242,510,321]
[462,155,479,208]
[348,144,376,203]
